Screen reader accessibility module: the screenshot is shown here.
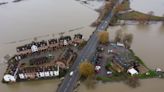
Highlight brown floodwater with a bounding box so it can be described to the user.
[79,0,164,91]
[0,0,164,92]
[79,23,164,92]
[0,0,97,92]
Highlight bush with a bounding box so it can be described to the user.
[59,69,68,78]
[136,70,157,79]
[99,31,109,44]
[78,40,87,49]
[106,63,112,68]
[79,60,95,78]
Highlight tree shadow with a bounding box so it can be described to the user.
[84,77,97,90]
[124,76,141,88]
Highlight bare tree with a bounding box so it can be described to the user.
[115,3,125,13]
[115,29,124,42]
[114,29,133,48]
[147,11,154,23]
[137,14,148,24]
[148,11,154,16]
[123,33,133,49]
[125,76,140,88]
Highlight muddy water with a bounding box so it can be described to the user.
[79,0,164,92]
[79,23,164,92]
[0,0,97,92]
[0,0,164,92]
[130,0,164,16]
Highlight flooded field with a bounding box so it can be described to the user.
[79,0,164,92]
[0,0,164,92]
[0,0,97,58]
[0,0,97,92]
[130,0,164,16]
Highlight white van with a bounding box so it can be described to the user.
[69,71,74,76]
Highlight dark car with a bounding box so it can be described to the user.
[96,46,104,52]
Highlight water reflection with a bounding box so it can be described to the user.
[130,0,164,16]
[136,24,150,31]
[79,22,164,92]
[0,0,97,92]
[0,0,164,92]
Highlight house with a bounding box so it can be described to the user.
[63,40,68,46]
[3,56,19,83]
[16,40,48,56]
[3,74,16,83]
[58,36,72,46]
[127,68,139,76]
[73,34,84,46]
[48,39,59,49]
[31,45,38,53]
[74,34,83,39]
[111,54,138,72]
[18,65,60,80]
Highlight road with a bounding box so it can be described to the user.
[56,0,124,92]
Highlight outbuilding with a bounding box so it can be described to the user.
[31,45,38,53]
[116,42,125,47]
[127,68,139,76]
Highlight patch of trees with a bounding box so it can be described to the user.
[99,31,109,44]
[79,60,95,78]
[115,29,133,49]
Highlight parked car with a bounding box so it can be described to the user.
[108,49,113,54]
[95,61,100,65]
[107,71,112,77]
[96,53,103,59]
[96,46,104,52]
[95,65,101,73]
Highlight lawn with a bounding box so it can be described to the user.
[117,11,164,21]
[135,70,158,79]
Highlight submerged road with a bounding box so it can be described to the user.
[57,0,124,92]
